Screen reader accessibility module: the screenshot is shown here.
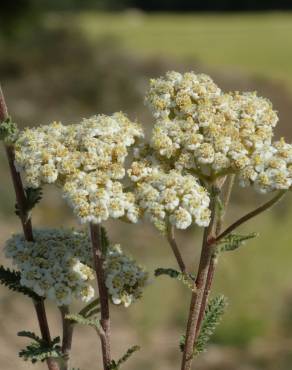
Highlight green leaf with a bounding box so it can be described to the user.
[25,187,43,211]
[18,332,62,363]
[218,232,258,253]
[109,345,140,370]
[195,295,227,355]
[100,226,110,254]
[179,335,186,352]
[18,331,43,344]
[65,313,102,333]
[78,298,100,318]
[0,117,18,143]
[0,265,42,301]
[154,268,195,290]
[179,295,227,356]
[15,188,43,218]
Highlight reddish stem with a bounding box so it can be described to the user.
[0,84,60,370]
[90,224,111,370]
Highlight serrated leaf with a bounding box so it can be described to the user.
[18,331,43,344]
[18,333,62,363]
[78,298,100,318]
[218,232,258,253]
[109,345,140,370]
[179,295,227,356]
[0,265,42,301]
[15,188,43,218]
[195,295,227,355]
[65,313,102,334]
[0,117,18,143]
[155,268,195,290]
[25,187,43,212]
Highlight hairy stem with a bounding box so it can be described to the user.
[167,224,186,273]
[195,175,235,339]
[89,224,111,370]
[181,198,217,370]
[59,306,74,370]
[0,85,60,370]
[215,189,286,244]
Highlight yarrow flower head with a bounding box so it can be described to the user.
[128,161,211,231]
[238,138,292,193]
[145,71,292,193]
[14,113,143,223]
[5,229,95,306]
[104,244,149,307]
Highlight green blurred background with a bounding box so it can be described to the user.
[1,2,292,369]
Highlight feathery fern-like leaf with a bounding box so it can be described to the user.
[65,313,102,334]
[15,187,43,218]
[155,268,195,290]
[78,298,100,318]
[109,345,140,370]
[0,265,42,301]
[218,232,258,253]
[179,295,227,356]
[195,295,227,354]
[18,332,62,363]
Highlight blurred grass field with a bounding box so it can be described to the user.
[74,12,292,84]
[1,11,292,370]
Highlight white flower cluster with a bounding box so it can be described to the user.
[104,244,149,307]
[145,71,292,193]
[128,161,211,230]
[5,229,95,306]
[14,113,143,223]
[239,138,292,193]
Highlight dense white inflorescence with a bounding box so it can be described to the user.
[14,113,143,223]
[238,138,292,193]
[145,71,292,193]
[128,161,211,230]
[5,229,95,306]
[104,244,149,307]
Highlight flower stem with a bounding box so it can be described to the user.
[59,306,74,370]
[215,189,286,244]
[0,84,60,370]
[195,175,235,339]
[89,223,111,370]
[167,224,186,273]
[181,198,217,370]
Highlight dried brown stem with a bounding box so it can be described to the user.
[89,223,111,370]
[0,84,60,370]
